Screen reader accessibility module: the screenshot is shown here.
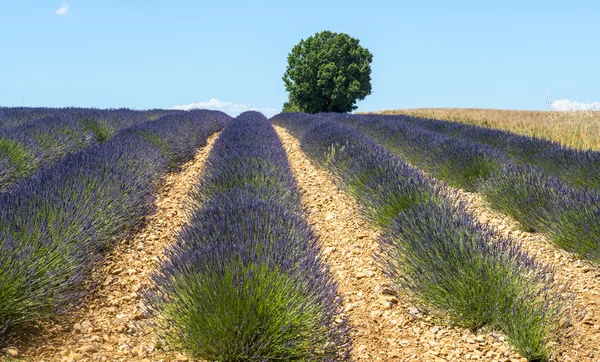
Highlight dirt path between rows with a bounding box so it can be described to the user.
[275,126,525,362]
[457,189,600,361]
[5,133,220,362]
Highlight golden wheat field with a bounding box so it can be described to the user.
[369,108,600,151]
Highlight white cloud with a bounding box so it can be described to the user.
[552,99,600,111]
[56,2,69,15]
[171,98,278,118]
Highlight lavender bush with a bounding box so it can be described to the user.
[0,107,170,129]
[380,200,567,360]
[147,112,351,360]
[0,108,179,192]
[483,167,600,260]
[339,114,509,191]
[390,113,600,190]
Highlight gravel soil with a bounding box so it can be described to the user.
[3,133,220,362]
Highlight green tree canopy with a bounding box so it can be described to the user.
[282,31,373,113]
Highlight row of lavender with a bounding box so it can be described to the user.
[146,112,351,360]
[0,107,177,192]
[0,110,229,345]
[335,114,600,262]
[393,113,600,189]
[273,113,570,362]
[0,107,169,129]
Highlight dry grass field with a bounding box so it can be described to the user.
[369,108,600,151]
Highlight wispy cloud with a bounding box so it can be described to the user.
[56,2,69,15]
[171,98,277,118]
[552,99,600,111]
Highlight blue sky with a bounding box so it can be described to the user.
[1,1,598,116]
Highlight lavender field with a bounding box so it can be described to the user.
[0,108,599,362]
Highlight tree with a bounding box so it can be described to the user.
[282,31,373,114]
[281,99,301,113]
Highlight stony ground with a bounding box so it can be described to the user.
[2,126,600,362]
